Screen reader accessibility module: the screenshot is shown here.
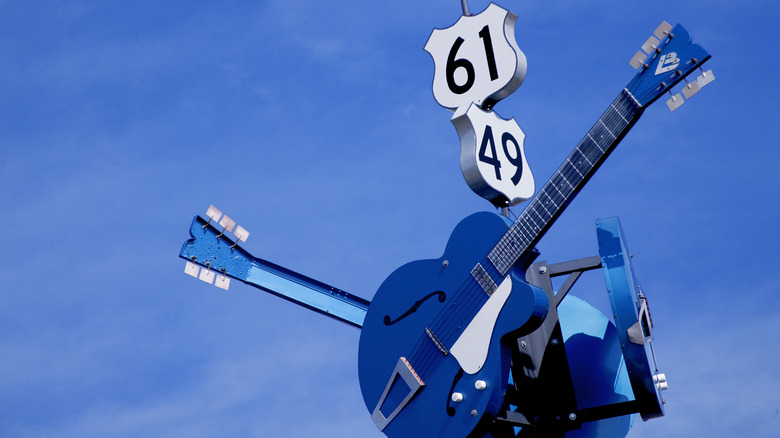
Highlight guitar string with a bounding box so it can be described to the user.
[493,93,633,274]
[407,257,487,376]
[411,94,639,379]
[425,268,489,371]
[434,266,490,347]
[435,95,637,348]
[403,92,639,380]
[418,92,635,370]
[409,272,484,378]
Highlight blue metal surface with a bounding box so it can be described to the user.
[625,23,710,106]
[180,216,370,328]
[358,212,549,438]
[559,295,634,438]
[596,217,664,420]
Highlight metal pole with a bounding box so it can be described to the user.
[461,0,470,15]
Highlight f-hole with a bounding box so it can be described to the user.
[384,291,446,326]
[446,368,465,416]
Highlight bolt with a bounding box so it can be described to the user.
[471,409,478,417]
[538,266,547,274]
[569,413,577,421]
[521,341,527,349]
[442,260,449,268]
[551,338,559,345]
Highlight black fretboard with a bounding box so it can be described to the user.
[488,89,644,276]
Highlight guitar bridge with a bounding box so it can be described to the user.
[370,357,425,431]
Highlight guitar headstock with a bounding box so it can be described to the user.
[626,22,713,111]
[180,205,251,291]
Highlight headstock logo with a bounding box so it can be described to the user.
[655,52,680,75]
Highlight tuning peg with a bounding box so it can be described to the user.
[215,274,230,291]
[666,92,684,111]
[185,261,200,277]
[653,21,673,40]
[630,36,660,69]
[696,69,715,88]
[629,51,647,69]
[205,205,222,223]
[233,225,250,243]
[682,79,701,99]
[199,267,215,284]
[641,36,660,54]
[218,215,236,233]
[204,204,249,246]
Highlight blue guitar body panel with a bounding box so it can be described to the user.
[358,212,549,437]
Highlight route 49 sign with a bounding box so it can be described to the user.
[453,104,534,206]
[425,3,526,111]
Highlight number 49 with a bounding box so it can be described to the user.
[478,124,524,185]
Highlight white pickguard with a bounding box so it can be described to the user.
[450,275,512,374]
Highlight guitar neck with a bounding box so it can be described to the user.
[180,216,370,328]
[489,89,644,276]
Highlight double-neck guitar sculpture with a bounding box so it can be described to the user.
[179,5,712,437]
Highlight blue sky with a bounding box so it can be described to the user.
[2,1,778,437]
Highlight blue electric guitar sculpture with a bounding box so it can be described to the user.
[357,22,711,437]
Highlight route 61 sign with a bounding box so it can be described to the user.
[425,3,526,111]
[453,103,534,206]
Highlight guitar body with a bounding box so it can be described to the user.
[358,212,549,437]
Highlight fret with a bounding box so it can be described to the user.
[579,132,604,160]
[527,208,545,230]
[590,123,615,152]
[587,133,604,152]
[597,119,617,140]
[610,103,629,124]
[486,90,643,277]
[539,188,561,211]
[555,170,576,190]
[539,187,567,210]
[577,143,602,168]
[544,198,563,219]
[536,193,555,218]
[569,148,594,172]
[532,200,552,222]
[539,174,568,199]
[565,157,586,179]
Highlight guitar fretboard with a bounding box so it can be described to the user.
[488,89,643,276]
[406,90,645,379]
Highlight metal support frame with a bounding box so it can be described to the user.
[490,253,643,437]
